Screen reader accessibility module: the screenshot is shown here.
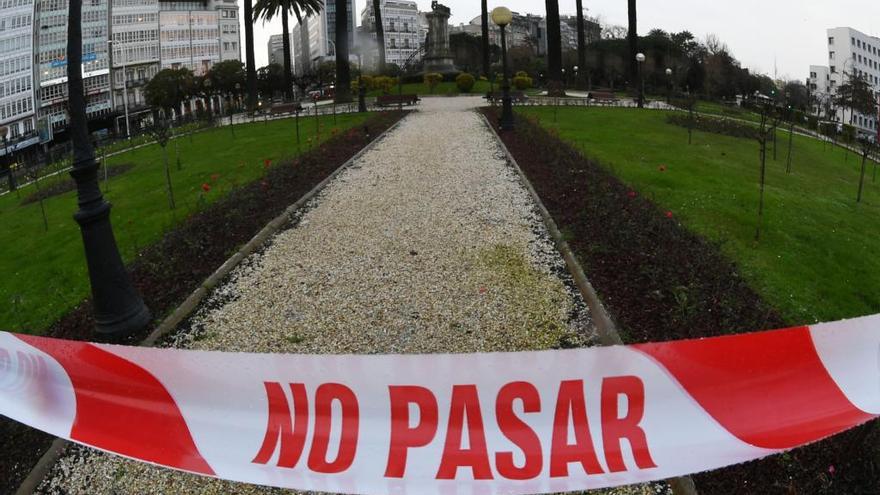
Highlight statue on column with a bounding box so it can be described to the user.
[423,1,456,74]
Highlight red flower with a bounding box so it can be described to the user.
[658,165,668,172]
[201,183,211,192]
[210,174,219,182]
[828,465,836,475]
[263,158,271,169]
[627,191,637,198]
[665,211,674,219]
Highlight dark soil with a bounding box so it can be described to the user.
[0,111,406,495]
[20,163,136,206]
[483,108,880,495]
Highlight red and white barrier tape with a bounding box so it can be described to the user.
[2,315,879,494]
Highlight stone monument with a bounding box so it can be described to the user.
[423,1,456,74]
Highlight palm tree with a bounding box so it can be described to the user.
[244,0,257,110]
[627,0,638,88]
[545,0,563,95]
[334,0,352,103]
[480,0,489,78]
[373,0,386,74]
[253,0,323,101]
[575,0,586,88]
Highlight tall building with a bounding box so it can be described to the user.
[109,0,160,133]
[0,0,38,154]
[159,5,221,76]
[451,12,547,56]
[36,0,113,133]
[211,0,240,62]
[267,32,296,71]
[360,0,421,69]
[291,19,310,75]
[300,0,356,66]
[823,27,880,136]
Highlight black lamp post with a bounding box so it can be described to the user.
[636,52,646,108]
[358,76,367,113]
[665,67,673,105]
[492,6,514,131]
[67,0,150,337]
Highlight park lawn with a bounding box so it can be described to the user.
[368,80,492,97]
[0,113,369,334]
[519,106,880,325]
[694,100,761,123]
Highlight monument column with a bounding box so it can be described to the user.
[423,2,456,74]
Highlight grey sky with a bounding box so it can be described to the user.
[245,1,880,81]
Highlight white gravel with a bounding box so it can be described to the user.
[37,97,663,495]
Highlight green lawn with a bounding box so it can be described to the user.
[0,113,369,334]
[368,80,493,97]
[694,100,761,123]
[519,106,880,324]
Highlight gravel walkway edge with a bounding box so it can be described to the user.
[11,115,407,495]
[479,111,699,495]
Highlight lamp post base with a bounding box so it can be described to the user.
[500,96,515,131]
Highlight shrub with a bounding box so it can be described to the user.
[841,124,856,143]
[513,75,533,91]
[456,73,476,93]
[373,75,397,94]
[423,72,443,93]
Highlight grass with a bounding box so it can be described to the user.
[694,100,762,123]
[0,112,370,334]
[519,106,880,324]
[367,80,493,97]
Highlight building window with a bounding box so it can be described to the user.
[829,36,834,45]
[829,51,835,59]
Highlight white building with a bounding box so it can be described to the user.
[159,7,221,76]
[211,0,240,62]
[109,0,161,133]
[0,0,38,154]
[360,0,421,69]
[824,27,880,136]
[36,0,113,133]
[808,64,831,116]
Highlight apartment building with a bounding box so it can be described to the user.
[0,0,38,154]
[36,0,113,133]
[360,0,421,69]
[824,27,880,136]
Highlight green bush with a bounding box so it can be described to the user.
[373,75,398,94]
[423,72,443,93]
[513,75,533,91]
[456,73,476,93]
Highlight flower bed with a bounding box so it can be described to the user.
[482,107,879,494]
[0,110,406,494]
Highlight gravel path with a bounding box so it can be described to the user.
[39,97,663,495]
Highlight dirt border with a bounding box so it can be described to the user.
[11,113,408,495]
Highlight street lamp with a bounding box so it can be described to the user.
[562,67,567,91]
[573,65,579,89]
[107,40,130,139]
[67,0,151,337]
[636,52,646,108]
[492,6,514,131]
[665,67,673,105]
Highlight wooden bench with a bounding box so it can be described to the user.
[376,94,420,107]
[588,91,618,103]
[484,91,528,103]
[269,102,304,115]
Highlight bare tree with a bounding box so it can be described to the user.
[754,104,781,241]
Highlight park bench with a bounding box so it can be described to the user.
[376,94,421,107]
[484,91,529,103]
[269,102,304,115]
[588,91,619,104]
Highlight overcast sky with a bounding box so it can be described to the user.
[245,0,880,80]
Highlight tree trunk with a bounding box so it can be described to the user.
[373,0,386,74]
[244,0,257,110]
[627,0,638,89]
[281,9,293,100]
[575,0,586,88]
[544,0,563,95]
[480,0,490,78]
[335,0,353,103]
